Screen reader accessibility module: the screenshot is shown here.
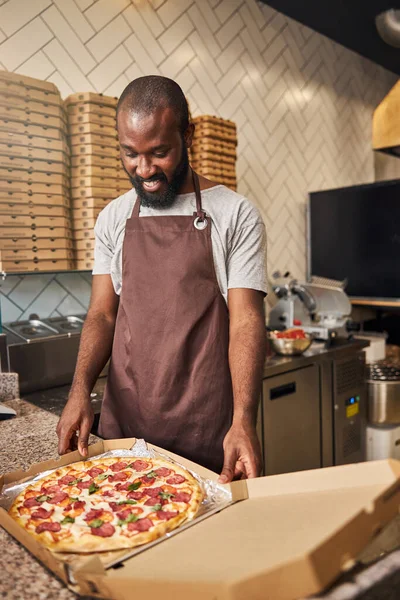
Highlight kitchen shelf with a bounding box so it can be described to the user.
[351,298,400,308]
[1,269,92,277]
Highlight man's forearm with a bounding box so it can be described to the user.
[69,310,116,398]
[228,315,266,426]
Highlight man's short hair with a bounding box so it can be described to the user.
[117,75,190,135]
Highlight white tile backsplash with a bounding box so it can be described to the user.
[0,0,397,320]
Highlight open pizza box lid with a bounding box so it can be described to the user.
[1,440,400,600]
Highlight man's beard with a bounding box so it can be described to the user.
[126,146,190,209]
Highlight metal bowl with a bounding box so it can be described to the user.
[268,333,312,356]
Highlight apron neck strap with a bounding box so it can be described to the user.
[192,169,206,220]
[132,169,205,219]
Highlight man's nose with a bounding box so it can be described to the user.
[136,156,156,180]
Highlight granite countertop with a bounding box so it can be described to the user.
[0,396,400,600]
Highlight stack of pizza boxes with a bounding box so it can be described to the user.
[65,92,131,270]
[190,116,237,191]
[0,71,74,272]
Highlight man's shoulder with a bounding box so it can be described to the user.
[96,189,135,230]
[204,184,263,225]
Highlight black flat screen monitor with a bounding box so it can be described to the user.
[308,179,400,300]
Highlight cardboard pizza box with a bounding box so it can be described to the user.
[72,217,97,230]
[71,175,129,189]
[71,165,125,180]
[1,258,74,272]
[71,144,120,159]
[67,103,117,118]
[76,257,94,270]
[0,70,59,94]
[75,238,95,250]
[0,142,69,165]
[69,132,119,147]
[0,180,67,195]
[0,168,68,186]
[64,92,118,109]
[72,206,102,221]
[0,226,72,239]
[0,214,71,228]
[71,155,120,168]
[0,82,62,106]
[73,228,95,240]
[71,186,129,201]
[0,154,69,175]
[68,112,116,128]
[1,247,74,261]
[0,106,66,130]
[69,122,116,138]
[75,248,94,260]
[1,440,400,600]
[72,197,111,210]
[0,202,70,218]
[0,192,70,208]
[0,130,68,152]
[0,118,65,140]
[0,95,66,119]
[0,237,74,251]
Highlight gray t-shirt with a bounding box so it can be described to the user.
[93,184,267,303]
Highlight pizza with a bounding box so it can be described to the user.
[9,456,203,553]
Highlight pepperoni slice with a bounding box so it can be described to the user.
[166,475,186,485]
[31,508,53,519]
[154,468,172,477]
[173,492,191,503]
[156,510,178,521]
[74,501,85,510]
[36,521,61,534]
[91,523,115,537]
[102,490,115,497]
[130,460,149,472]
[23,497,41,508]
[110,461,128,472]
[87,467,104,478]
[108,502,120,512]
[108,472,128,483]
[58,475,77,486]
[116,508,133,521]
[144,497,162,506]
[141,475,156,485]
[63,503,73,512]
[127,491,143,501]
[115,482,131,491]
[128,518,153,532]
[41,485,61,494]
[77,479,93,490]
[84,508,103,522]
[47,492,68,505]
[142,487,162,497]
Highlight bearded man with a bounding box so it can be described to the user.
[57,76,267,482]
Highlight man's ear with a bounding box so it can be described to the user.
[184,122,195,149]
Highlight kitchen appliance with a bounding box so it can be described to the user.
[366,425,400,461]
[3,314,92,393]
[268,274,352,340]
[260,342,367,475]
[367,362,400,425]
[45,315,85,336]
[3,319,59,343]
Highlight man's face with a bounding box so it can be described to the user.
[117,107,192,208]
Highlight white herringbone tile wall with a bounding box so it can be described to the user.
[0,0,398,322]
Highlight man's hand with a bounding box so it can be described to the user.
[218,420,262,483]
[56,395,94,457]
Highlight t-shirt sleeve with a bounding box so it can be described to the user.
[92,208,114,275]
[227,212,268,295]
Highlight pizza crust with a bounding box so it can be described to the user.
[9,456,204,553]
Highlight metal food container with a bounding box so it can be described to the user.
[367,362,400,425]
[268,332,312,356]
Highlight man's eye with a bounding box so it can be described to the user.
[125,152,137,158]
[154,151,167,158]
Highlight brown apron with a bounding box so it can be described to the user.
[98,171,233,472]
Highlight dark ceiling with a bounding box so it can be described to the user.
[260,0,400,75]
